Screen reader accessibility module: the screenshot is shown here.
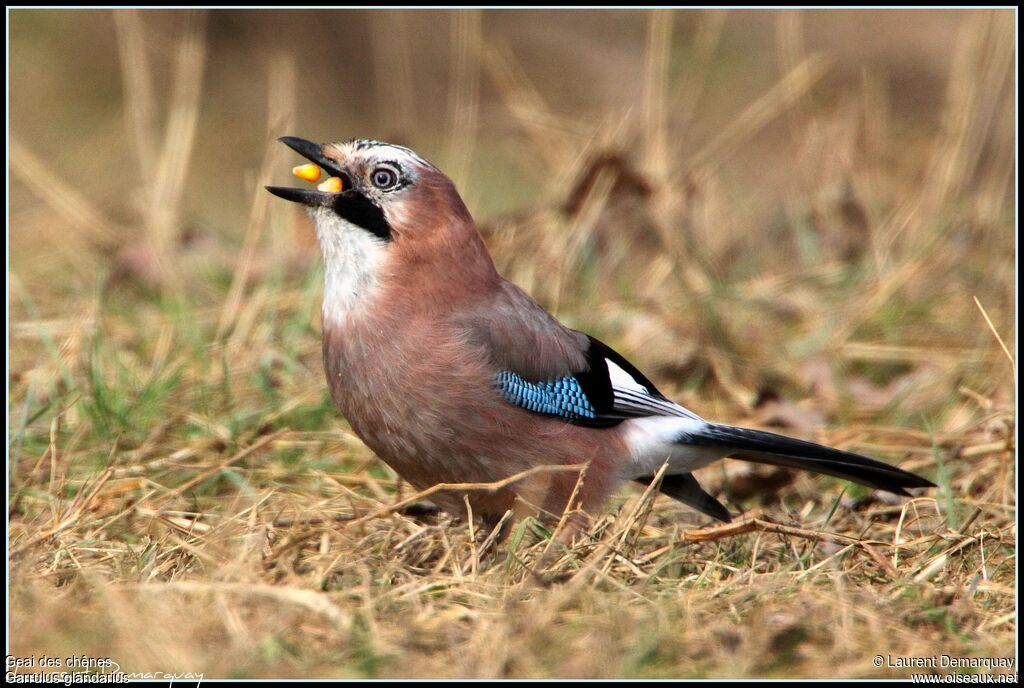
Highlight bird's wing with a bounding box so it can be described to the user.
[454,282,700,428]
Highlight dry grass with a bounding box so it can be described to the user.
[8,8,1016,680]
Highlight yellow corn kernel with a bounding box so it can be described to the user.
[292,163,322,183]
[317,176,343,193]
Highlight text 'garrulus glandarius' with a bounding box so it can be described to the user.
[267,136,933,527]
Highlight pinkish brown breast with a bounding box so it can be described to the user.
[321,306,627,520]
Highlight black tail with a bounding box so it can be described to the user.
[636,473,732,522]
[692,423,935,496]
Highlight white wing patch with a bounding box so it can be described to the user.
[604,357,704,421]
[607,359,648,392]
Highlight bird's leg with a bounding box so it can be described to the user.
[537,509,591,570]
[480,510,515,546]
[481,510,514,562]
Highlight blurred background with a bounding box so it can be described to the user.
[10,7,1015,446]
[8,9,1016,679]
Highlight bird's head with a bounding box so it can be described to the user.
[266,136,456,241]
[267,136,497,315]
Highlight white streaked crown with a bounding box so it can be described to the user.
[327,139,438,172]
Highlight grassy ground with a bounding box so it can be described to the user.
[8,9,1016,679]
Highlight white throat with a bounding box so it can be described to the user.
[312,208,388,325]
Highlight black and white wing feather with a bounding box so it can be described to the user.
[492,335,732,519]
[493,334,933,522]
[494,335,701,427]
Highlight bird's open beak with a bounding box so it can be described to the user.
[266,136,350,207]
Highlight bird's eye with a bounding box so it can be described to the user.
[370,165,400,190]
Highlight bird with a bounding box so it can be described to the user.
[267,135,933,530]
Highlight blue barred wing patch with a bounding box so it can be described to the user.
[495,371,597,421]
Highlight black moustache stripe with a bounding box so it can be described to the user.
[333,192,393,241]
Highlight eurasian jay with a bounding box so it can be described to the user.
[267,136,933,526]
